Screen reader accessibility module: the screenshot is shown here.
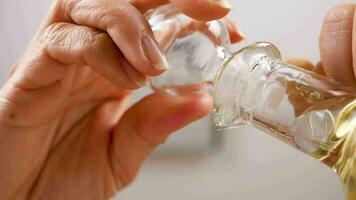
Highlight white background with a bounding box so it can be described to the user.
[0,0,354,199]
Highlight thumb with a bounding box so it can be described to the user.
[110,91,212,186]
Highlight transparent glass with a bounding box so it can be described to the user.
[213,42,356,200]
[147,5,356,200]
[146,4,231,94]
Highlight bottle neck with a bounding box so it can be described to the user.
[212,48,283,129]
[211,42,356,199]
[212,44,356,154]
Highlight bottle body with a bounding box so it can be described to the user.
[147,5,356,199]
[146,4,230,94]
[213,42,356,199]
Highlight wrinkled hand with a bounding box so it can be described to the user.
[0,0,243,199]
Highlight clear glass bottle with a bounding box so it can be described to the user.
[147,5,356,200]
[146,4,231,94]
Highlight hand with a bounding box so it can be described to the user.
[289,3,355,84]
[0,0,243,199]
[286,3,355,114]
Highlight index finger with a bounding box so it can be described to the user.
[130,0,231,21]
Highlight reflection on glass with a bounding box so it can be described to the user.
[146,4,230,94]
[147,5,356,200]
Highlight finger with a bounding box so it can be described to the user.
[320,3,356,86]
[314,62,326,76]
[285,58,327,77]
[110,91,212,185]
[154,82,212,95]
[154,18,243,52]
[40,23,150,90]
[130,0,231,21]
[153,20,222,51]
[153,22,180,52]
[284,59,316,116]
[223,18,245,43]
[129,0,168,13]
[55,0,168,76]
[130,0,241,45]
[175,20,224,45]
[170,0,231,21]
[92,98,131,135]
[179,19,245,45]
[285,58,315,71]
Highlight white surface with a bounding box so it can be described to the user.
[0,0,354,199]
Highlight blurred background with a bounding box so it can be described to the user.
[0,0,354,199]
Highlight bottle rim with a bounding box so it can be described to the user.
[211,42,282,129]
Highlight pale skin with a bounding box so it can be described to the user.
[0,0,242,199]
[0,1,355,200]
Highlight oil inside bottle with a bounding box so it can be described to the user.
[212,54,356,199]
[311,99,356,200]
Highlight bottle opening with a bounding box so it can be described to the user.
[212,42,282,129]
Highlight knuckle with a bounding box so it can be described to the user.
[84,32,113,56]
[98,2,149,32]
[43,22,103,56]
[42,23,72,45]
[89,33,112,48]
[99,3,131,26]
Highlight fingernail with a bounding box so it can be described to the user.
[142,34,169,70]
[134,76,151,88]
[231,29,246,43]
[236,29,245,39]
[121,58,151,88]
[211,0,232,9]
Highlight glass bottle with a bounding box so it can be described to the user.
[146,4,231,94]
[147,5,356,200]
